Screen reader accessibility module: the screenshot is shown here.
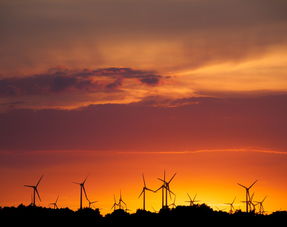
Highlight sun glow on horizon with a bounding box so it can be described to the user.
[1,147,286,214]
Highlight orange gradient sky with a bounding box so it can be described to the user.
[1,0,287,214]
[1,148,287,214]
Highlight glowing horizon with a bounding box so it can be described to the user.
[1,147,286,214]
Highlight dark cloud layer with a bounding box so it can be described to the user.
[1,0,287,74]
[0,67,164,97]
[1,94,286,152]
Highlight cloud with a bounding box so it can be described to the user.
[0,67,166,97]
[139,76,160,85]
[116,148,287,156]
[1,0,287,75]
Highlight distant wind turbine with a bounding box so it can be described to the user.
[255,196,267,215]
[24,175,44,206]
[156,170,176,208]
[237,180,257,213]
[185,193,199,206]
[118,191,127,210]
[138,174,154,210]
[111,194,118,211]
[87,198,98,209]
[50,195,59,209]
[224,197,236,214]
[73,176,89,210]
[169,195,177,208]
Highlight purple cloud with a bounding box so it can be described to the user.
[0,67,166,97]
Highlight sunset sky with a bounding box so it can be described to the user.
[1,0,287,214]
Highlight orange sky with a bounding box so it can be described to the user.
[1,148,287,214]
[1,0,287,214]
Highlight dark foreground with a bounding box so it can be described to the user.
[1,204,286,226]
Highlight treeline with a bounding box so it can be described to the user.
[0,204,286,226]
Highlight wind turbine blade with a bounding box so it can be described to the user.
[187,193,191,201]
[193,194,197,201]
[168,173,176,184]
[142,174,146,187]
[24,185,33,188]
[35,188,41,202]
[168,189,175,196]
[36,175,44,187]
[232,197,236,204]
[262,196,267,203]
[237,183,247,189]
[157,178,166,183]
[56,195,59,203]
[83,175,89,185]
[248,180,258,189]
[122,200,126,206]
[83,186,89,201]
[138,189,144,199]
[155,185,163,192]
[72,182,80,185]
[146,188,154,192]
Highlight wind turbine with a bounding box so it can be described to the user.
[24,175,43,206]
[156,171,176,208]
[249,192,258,213]
[87,198,98,209]
[111,194,118,211]
[224,197,236,214]
[155,170,166,208]
[138,174,154,210]
[50,195,59,209]
[118,191,127,210]
[237,180,257,213]
[169,195,177,208]
[185,193,199,206]
[73,176,89,210]
[255,196,267,215]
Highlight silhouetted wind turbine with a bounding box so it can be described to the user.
[138,174,154,210]
[87,198,98,209]
[156,171,176,208]
[73,176,88,210]
[111,194,118,211]
[185,193,199,206]
[237,180,257,213]
[118,191,127,210]
[50,195,59,209]
[224,197,236,214]
[155,170,166,208]
[24,175,43,206]
[169,195,177,208]
[255,196,267,215]
[249,192,257,213]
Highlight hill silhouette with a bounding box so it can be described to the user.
[1,204,286,226]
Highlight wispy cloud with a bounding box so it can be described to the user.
[116,148,287,155]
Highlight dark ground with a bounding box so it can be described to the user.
[1,204,286,226]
